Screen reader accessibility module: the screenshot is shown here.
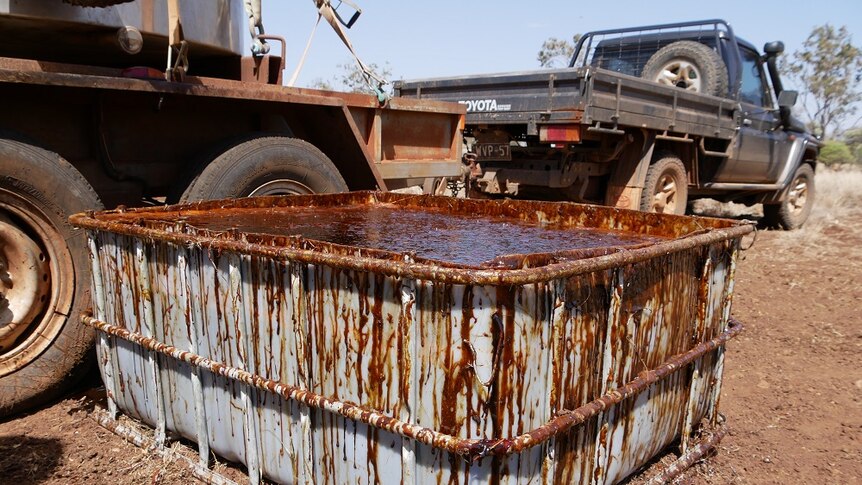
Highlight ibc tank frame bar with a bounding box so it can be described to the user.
[81,313,743,463]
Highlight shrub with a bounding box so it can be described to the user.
[819,140,854,165]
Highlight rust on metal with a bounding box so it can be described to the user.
[0,57,465,191]
[75,191,751,484]
[81,313,743,463]
[0,56,464,115]
[90,409,239,485]
[0,218,51,352]
[646,427,728,484]
[69,191,753,285]
[178,203,667,266]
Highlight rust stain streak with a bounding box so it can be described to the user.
[81,314,744,463]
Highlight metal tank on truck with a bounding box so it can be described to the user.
[0,0,465,415]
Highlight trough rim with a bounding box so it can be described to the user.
[70,191,754,286]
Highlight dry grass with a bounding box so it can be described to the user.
[771,167,862,254]
[692,167,862,252]
[804,167,862,218]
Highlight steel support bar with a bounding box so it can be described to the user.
[81,313,744,463]
[71,202,754,286]
[90,409,239,485]
[646,427,728,484]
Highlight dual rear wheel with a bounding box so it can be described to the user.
[0,139,101,416]
[1,135,347,416]
[180,136,348,201]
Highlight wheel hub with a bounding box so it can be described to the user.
[651,174,678,214]
[786,175,808,215]
[655,60,702,92]
[0,194,75,378]
[0,218,51,352]
[248,179,315,196]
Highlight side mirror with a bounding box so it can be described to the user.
[776,90,801,131]
[778,90,798,108]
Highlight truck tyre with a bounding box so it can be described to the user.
[640,155,688,215]
[763,164,815,230]
[62,0,135,7]
[641,41,728,97]
[0,138,101,417]
[180,136,349,202]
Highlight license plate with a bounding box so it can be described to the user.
[475,143,511,161]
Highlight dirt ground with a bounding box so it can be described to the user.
[687,199,862,483]
[1,170,860,484]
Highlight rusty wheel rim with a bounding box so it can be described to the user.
[0,191,74,377]
[651,173,679,214]
[248,179,315,197]
[655,60,702,92]
[786,174,809,216]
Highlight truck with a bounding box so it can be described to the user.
[0,0,464,415]
[395,20,819,227]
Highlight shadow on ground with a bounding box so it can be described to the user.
[0,435,63,484]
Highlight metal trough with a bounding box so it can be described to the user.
[70,192,752,484]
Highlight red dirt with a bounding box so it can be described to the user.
[687,208,862,484]
[1,210,860,484]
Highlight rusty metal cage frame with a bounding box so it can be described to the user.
[80,313,743,462]
[72,192,753,484]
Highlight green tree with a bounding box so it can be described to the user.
[841,127,862,162]
[310,61,393,94]
[844,127,862,145]
[309,78,335,91]
[785,25,862,139]
[818,140,854,165]
[537,35,581,68]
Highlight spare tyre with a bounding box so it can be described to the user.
[641,41,728,97]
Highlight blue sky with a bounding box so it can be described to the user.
[261,0,862,91]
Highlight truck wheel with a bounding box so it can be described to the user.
[0,139,101,416]
[763,164,815,230]
[642,41,728,97]
[62,0,135,6]
[423,177,451,196]
[640,155,688,215]
[180,136,349,202]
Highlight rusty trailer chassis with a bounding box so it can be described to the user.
[72,192,752,484]
[0,56,465,203]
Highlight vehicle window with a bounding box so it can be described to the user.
[739,48,768,107]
